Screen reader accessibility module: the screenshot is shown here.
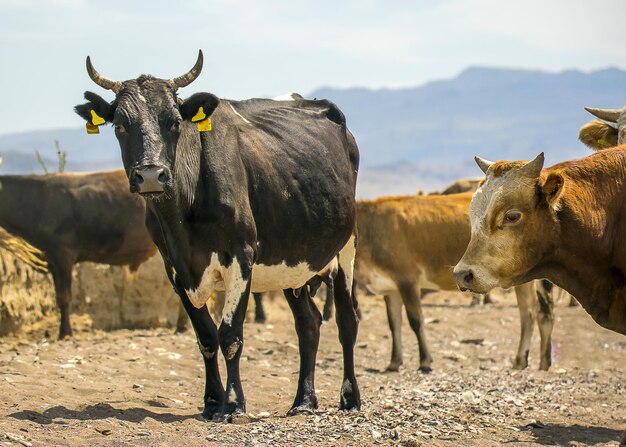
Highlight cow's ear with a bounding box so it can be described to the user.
[180,93,220,122]
[578,120,618,151]
[74,91,115,123]
[541,171,564,209]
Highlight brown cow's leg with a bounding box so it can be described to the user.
[536,280,554,371]
[174,300,189,333]
[49,258,74,340]
[323,282,335,322]
[513,282,536,370]
[284,286,321,415]
[253,292,266,323]
[384,293,403,371]
[398,282,432,372]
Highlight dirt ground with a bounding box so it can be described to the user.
[0,290,624,447]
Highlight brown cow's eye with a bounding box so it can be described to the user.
[504,211,522,224]
[115,123,126,134]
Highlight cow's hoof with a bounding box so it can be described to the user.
[287,397,318,416]
[512,359,528,370]
[201,401,222,421]
[222,410,251,424]
[287,405,315,416]
[418,366,433,374]
[174,325,189,334]
[539,361,551,371]
[339,379,361,411]
[385,363,401,373]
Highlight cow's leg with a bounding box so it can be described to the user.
[323,281,335,322]
[384,292,403,371]
[513,282,536,370]
[536,280,554,371]
[470,293,481,306]
[284,286,321,415]
[482,292,493,305]
[253,292,266,323]
[218,255,253,419]
[398,282,432,372]
[334,236,361,411]
[352,279,362,320]
[176,289,224,419]
[175,300,189,333]
[48,257,74,340]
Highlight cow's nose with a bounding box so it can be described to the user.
[453,269,474,292]
[131,165,170,194]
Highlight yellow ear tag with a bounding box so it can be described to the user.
[90,109,106,126]
[86,122,100,134]
[197,118,212,132]
[192,106,207,123]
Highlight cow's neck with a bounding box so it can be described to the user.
[142,119,252,289]
[540,155,626,333]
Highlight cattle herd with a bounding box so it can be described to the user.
[0,51,623,442]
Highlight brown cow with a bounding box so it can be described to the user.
[0,170,158,339]
[453,148,626,335]
[578,106,626,150]
[355,193,554,372]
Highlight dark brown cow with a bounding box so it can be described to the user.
[454,148,626,335]
[0,170,157,339]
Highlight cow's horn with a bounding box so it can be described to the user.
[86,56,122,94]
[520,152,545,178]
[171,50,204,90]
[474,155,494,174]
[584,107,622,123]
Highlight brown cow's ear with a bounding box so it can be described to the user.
[541,171,564,208]
[578,120,618,151]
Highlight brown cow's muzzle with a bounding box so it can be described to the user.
[130,165,171,195]
[452,267,474,292]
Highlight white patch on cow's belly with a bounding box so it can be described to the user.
[338,235,356,293]
[185,254,225,309]
[250,261,316,292]
[184,257,328,315]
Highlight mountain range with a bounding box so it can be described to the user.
[1,66,624,197]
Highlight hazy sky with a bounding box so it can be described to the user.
[1,0,625,135]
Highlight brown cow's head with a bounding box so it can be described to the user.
[453,153,562,293]
[578,106,626,151]
[74,51,219,197]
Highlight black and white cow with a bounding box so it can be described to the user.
[75,51,361,420]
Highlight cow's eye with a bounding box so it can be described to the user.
[169,120,181,133]
[115,123,126,134]
[504,211,522,224]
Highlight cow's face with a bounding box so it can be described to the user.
[74,51,219,197]
[579,106,626,151]
[453,153,562,293]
